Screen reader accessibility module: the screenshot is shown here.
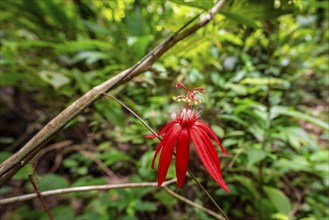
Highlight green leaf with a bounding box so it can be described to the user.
[0,151,11,163]
[38,70,70,89]
[154,190,176,210]
[0,73,25,86]
[40,206,74,220]
[235,175,259,199]
[73,51,111,65]
[271,106,329,130]
[72,70,90,93]
[211,125,225,138]
[135,201,157,212]
[240,77,289,87]
[263,186,292,215]
[100,149,132,166]
[271,213,290,220]
[169,0,213,10]
[246,148,266,168]
[220,11,259,28]
[128,35,153,58]
[13,164,33,180]
[38,174,69,191]
[218,30,243,46]
[274,156,310,174]
[138,150,156,180]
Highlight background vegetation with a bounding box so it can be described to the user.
[0,0,328,219]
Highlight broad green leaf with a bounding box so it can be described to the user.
[274,156,310,174]
[218,30,243,46]
[135,201,157,212]
[169,0,213,10]
[263,186,292,215]
[240,77,289,87]
[13,164,33,180]
[72,70,91,93]
[100,149,132,166]
[40,206,74,220]
[38,174,69,191]
[271,106,329,130]
[235,175,259,199]
[55,40,112,54]
[220,11,259,28]
[138,150,156,180]
[0,151,11,163]
[72,51,111,65]
[259,198,276,220]
[271,213,290,220]
[225,83,248,95]
[211,125,225,138]
[154,191,176,210]
[220,115,249,127]
[246,148,267,168]
[0,73,25,86]
[38,70,70,89]
[128,35,153,58]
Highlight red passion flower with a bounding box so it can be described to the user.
[145,83,231,192]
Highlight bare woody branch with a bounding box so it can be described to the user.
[0,179,177,205]
[28,174,54,220]
[0,179,224,220]
[0,0,226,186]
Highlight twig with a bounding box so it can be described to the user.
[227,150,243,170]
[163,186,225,220]
[0,0,227,185]
[0,179,177,205]
[34,140,73,162]
[73,147,121,183]
[28,174,54,220]
[104,93,229,220]
[282,175,302,217]
[36,142,121,182]
[186,168,229,220]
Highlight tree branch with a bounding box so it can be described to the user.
[0,0,226,186]
[0,179,224,220]
[0,179,177,205]
[28,174,54,220]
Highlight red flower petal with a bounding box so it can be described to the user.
[144,122,174,139]
[158,124,182,187]
[198,128,221,172]
[151,125,175,169]
[175,129,190,188]
[190,128,230,192]
[195,120,231,156]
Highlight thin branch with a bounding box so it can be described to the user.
[163,186,225,220]
[104,93,229,220]
[36,142,121,182]
[0,179,177,205]
[102,93,158,136]
[73,147,121,183]
[186,168,229,220]
[28,174,54,220]
[0,0,226,185]
[0,179,223,220]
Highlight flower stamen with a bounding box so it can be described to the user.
[172,83,205,106]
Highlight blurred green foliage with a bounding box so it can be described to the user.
[0,0,328,220]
